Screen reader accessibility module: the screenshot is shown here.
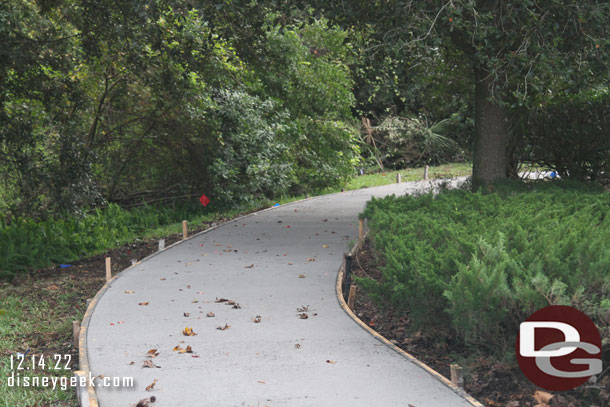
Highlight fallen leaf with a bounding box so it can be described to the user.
[322,244,328,248]
[174,345,193,354]
[206,312,215,317]
[145,379,158,391]
[125,290,135,294]
[307,258,316,262]
[298,313,309,319]
[136,396,156,407]
[128,361,135,365]
[533,391,553,405]
[142,360,160,368]
[160,278,166,280]
[47,284,59,290]
[183,312,190,317]
[297,305,309,312]
[245,264,254,268]
[252,315,262,323]
[182,327,197,336]
[257,380,266,384]
[294,344,301,349]
[298,274,306,278]
[215,298,229,303]
[146,349,159,358]
[217,323,231,331]
[232,303,241,309]
[138,302,149,306]
[326,360,336,364]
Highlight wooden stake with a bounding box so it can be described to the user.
[396,173,402,183]
[424,165,430,180]
[347,285,357,309]
[450,364,464,388]
[72,321,80,349]
[358,218,364,242]
[105,257,111,282]
[182,220,188,240]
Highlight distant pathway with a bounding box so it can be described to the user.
[84,180,477,407]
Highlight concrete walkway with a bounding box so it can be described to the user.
[85,180,477,407]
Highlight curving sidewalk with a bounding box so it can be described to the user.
[80,180,480,407]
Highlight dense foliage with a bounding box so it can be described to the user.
[0,1,358,219]
[515,89,610,184]
[0,202,221,279]
[360,182,610,358]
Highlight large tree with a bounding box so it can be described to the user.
[310,0,609,188]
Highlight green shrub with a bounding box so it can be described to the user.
[360,181,610,357]
[0,203,207,279]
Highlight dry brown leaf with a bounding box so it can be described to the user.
[307,258,316,262]
[125,290,135,294]
[138,302,149,306]
[252,315,262,323]
[245,264,254,268]
[128,361,135,365]
[182,327,197,336]
[294,344,301,349]
[326,360,336,364]
[146,349,159,358]
[183,312,190,317]
[533,391,554,405]
[257,380,266,384]
[232,303,241,309]
[298,274,306,278]
[136,396,156,407]
[215,298,229,303]
[297,305,309,312]
[217,323,231,331]
[47,284,60,290]
[206,312,215,317]
[145,379,158,391]
[298,313,309,319]
[172,345,183,352]
[142,360,160,368]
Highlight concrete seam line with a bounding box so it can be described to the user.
[76,197,315,407]
[335,228,484,407]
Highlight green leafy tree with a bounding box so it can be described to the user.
[309,0,609,189]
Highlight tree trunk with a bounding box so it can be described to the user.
[472,68,510,190]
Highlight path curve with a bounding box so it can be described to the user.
[84,180,478,407]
